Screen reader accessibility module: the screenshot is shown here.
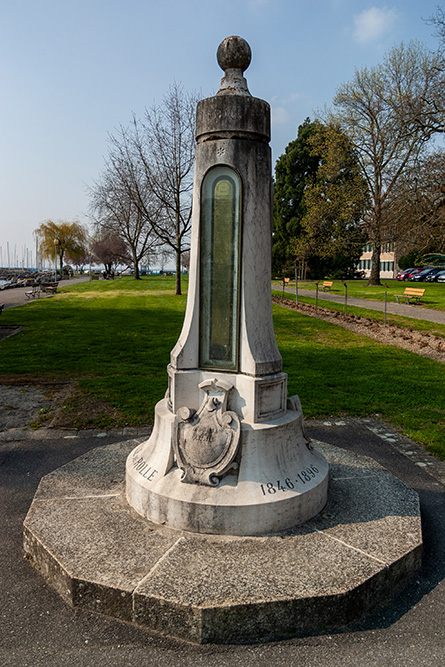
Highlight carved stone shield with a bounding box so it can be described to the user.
[174,378,241,486]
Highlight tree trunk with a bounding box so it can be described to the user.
[131,248,140,280]
[368,246,381,285]
[368,224,382,286]
[368,203,382,286]
[175,235,182,295]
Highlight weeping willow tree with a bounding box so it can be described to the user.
[34,220,89,272]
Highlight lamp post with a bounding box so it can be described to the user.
[54,239,59,283]
[89,251,92,280]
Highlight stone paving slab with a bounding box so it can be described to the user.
[310,417,445,487]
[32,440,141,500]
[23,439,422,643]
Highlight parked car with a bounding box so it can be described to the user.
[396,268,417,280]
[436,270,445,283]
[410,267,442,282]
[424,268,445,282]
[405,268,425,280]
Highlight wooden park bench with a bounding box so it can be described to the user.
[322,281,333,291]
[394,287,425,304]
[91,274,100,280]
[40,282,58,294]
[280,277,290,296]
[25,285,41,299]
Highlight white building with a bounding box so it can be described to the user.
[357,242,395,279]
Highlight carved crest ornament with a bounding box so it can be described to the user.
[173,379,241,486]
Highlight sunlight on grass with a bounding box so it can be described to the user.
[59,289,178,299]
[273,278,445,311]
[272,289,445,338]
[0,276,443,457]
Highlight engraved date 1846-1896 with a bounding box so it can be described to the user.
[260,464,319,496]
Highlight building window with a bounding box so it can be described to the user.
[382,242,395,254]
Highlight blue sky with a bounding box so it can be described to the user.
[0,0,443,264]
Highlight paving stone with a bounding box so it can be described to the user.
[23,440,422,643]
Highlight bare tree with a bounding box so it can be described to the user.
[157,246,173,273]
[332,41,445,284]
[102,83,197,294]
[386,149,445,255]
[91,231,129,275]
[181,249,191,272]
[427,6,445,53]
[89,146,160,280]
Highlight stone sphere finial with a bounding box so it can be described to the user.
[217,36,251,73]
[216,36,252,96]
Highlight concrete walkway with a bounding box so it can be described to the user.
[278,284,445,325]
[0,276,89,310]
[1,420,444,665]
[4,278,444,325]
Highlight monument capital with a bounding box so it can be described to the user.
[216,35,252,96]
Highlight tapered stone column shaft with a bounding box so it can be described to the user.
[126,36,328,535]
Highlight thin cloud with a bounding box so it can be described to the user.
[353,6,398,44]
[271,106,289,126]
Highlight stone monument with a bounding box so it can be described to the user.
[23,37,422,644]
[125,36,329,535]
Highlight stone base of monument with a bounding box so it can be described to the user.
[125,398,329,535]
[23,439,422,645]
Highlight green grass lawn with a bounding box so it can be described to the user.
[1,276,444,458]
[273,304,444,459]
[272,289,445,338]
[0,277,187,427]
[273,278,445,311]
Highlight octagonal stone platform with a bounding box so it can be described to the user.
[23,439,422,644]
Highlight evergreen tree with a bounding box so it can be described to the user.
[273,120,367,279]
[272,119,318,276]
[293,122,368,275]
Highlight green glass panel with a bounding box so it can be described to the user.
[200,166,241,370]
